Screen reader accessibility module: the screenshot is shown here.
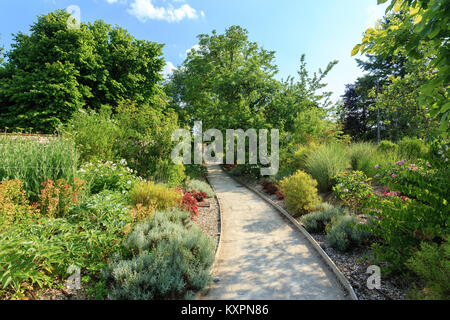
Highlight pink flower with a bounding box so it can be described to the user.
[396,160,406,166]
[426,162,432,168]
[392,174,397,179]
[374,164,380,169]
[344,189,349,193]
[401,196,407,201]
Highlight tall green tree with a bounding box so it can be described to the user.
[165,26,280,132]
[0,10,165,133]
[353,1,449,134]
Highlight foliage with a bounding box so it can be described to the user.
[185,165,208,180]
[152,160,186,188]
[185,180,215,198]
[0,190,134,299]
[301,203,348,234]
[181,192,199,218]
[398,137,429,159]
[304,143,350,192]
[129,181,182,210]
[114,102,180,178]
[261,181,279,195]
[377,140,398,153]
[78,160,139,195]
[326,215,372,252]
[348,142,381,177]
[353,2,449,134]
[102,209,215,300]
[0,179,38,232]
[333,171,374,211]
[60,106,121,163]
[292,143,320,171]
[190,190,208,203]
[406,239,450,300]
[279,170,321,216]
[0,135,79,201]
[39,178,87,218]
[0,10,165,133]
[365,160,449,271]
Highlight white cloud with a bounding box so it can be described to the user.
[163,61,177,78]
[106,0,119,3]
[128,0,199,23]
[186,44,200,55]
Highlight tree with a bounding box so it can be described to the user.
[0,10,165,133]
[165,26,280,132]
[353,1,449,134]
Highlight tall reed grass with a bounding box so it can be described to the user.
[0,135,79,201]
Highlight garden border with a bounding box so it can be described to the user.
[195,170,224,299]
[224,169,358,301]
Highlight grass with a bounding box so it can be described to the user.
[0,135,79,201]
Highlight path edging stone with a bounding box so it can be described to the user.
[226,171,358,301]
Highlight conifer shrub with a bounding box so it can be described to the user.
[326,215,372,252]
[103,210,215,300]
[280,170,321,216]
[301,204,348,233]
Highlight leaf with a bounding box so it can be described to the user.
[377,0,389,4]
[351,44,362,56]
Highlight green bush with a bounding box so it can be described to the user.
[185,180,215,198]
[293,143,319,171]
[102,209,215,300]
[348,142,380,177]
[333,170,373,211]
[305,143,350,192]
[129,181,182,210]
[61,107,121,163]
[280,170,321,216]
[185,165,208,180]
[365,160,449,272]
[0,135,79,201]
[301,204,348,233]
[326,215,372,252]
[377,140,398,154]
[0,190,134,299]
[398,137,429,160]
[406,239,450,300]
[152,159,186,188]
[78,160,139,195]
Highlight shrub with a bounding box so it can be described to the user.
[0,135,79,201]
[78,160,139,195]
[60,106,121,163]
[152,160,186,188]
[0,179,38,231]
[377,140,398,154]
[0,190,134,299]
[102,209,215,300]
[364,160,449,272]
[190,190,208,203]
[185,165,208,180]
[293,142,319,171]
[326,215,372,252]
[398,137,429,160]
[182,192,199,218]
[301,204,348,234]
[261,181,278,195]
[129,181,182,210]
[280,170,321,216]
[406,239,450,300]
[333,171,373,211]
[305,143,349,192]
[348,142,380,177]
[39,178,87,218]
[185,180,215,198]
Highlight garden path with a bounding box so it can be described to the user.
[199,165,348,300]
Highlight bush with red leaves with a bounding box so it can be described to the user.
[261,181,279,195]
[191,189,208,202]
[182,192,199,218]
[275,191,284,200]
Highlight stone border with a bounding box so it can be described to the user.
[225,171,358,301]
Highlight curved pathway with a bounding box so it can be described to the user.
[200,165,348,300]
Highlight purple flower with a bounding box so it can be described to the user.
[374,164,380,169]
[396,160,406,166]
[391,174,397,179]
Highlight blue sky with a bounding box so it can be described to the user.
[0,0,388,103]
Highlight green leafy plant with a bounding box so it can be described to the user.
[301,203,348,234]
[280,170,321,216]
[398,137,429,160]
[326,215,372,252]
[102,209,215,300]
[129,181,182,210]
[333,171,374,211]
[305,143,350,192]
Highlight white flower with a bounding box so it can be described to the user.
[120,159,127,165]
[127,180,132,185]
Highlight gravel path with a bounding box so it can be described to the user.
[199,165,349,300]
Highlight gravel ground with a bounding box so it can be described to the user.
[193,196,221,251]
[241,176,409,300]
